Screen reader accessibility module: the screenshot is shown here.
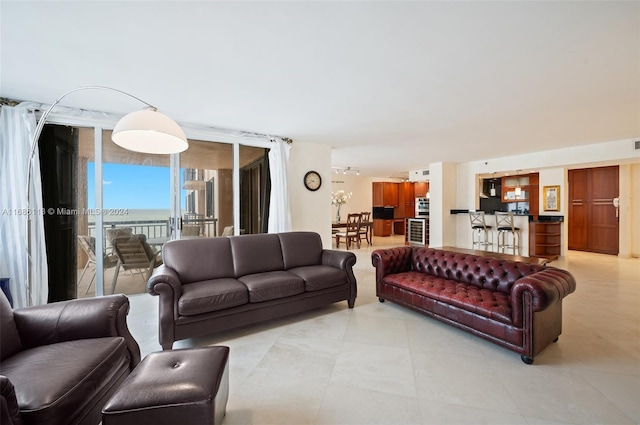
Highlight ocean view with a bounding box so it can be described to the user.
[88,209,171,239]
[88,209,171,223]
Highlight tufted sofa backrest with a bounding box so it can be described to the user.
[411,248,545,294]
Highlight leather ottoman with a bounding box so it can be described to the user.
[102,346,229,425]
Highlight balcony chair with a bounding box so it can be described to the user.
[110,234,163,294]
[77,235,118,295]
[221,225,234,237]
[105,227,133,252]
[181,224,201,237]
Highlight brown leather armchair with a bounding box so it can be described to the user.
[0,293,140,425]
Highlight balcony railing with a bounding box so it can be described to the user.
[88,217,219,249]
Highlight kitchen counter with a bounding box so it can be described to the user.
[450,209,531,217]
[454,212,531,256]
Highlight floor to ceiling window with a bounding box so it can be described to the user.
[71,127,270,299]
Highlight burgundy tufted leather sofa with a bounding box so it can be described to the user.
[147,231,357,350]
[372,247,576,364]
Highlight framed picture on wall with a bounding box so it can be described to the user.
[543,185,560,211]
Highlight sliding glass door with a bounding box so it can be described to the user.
[76,130,271,299]
[176,140,233,238]
[76,128,171,298]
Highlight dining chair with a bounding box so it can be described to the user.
[358,211,372,246]
[335,213,362,250]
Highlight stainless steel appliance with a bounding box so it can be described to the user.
[415,197,429,216]
[407,218,427,246]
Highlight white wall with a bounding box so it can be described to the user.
[329,174,375,218]
[620,163,640,258]
[288,141,333,247]
[429,162,458,247]
[632,164,640,257]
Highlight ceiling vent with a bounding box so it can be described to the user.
[635,140,640,150]
[422,170,430,176]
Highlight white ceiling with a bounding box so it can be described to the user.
[1,1,638,177]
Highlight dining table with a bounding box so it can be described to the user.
[331,220,373,245]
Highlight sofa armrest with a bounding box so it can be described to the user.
[371,247,413,284]
[146,265,183,297]
[510,267,577,326]
[146,265,184,350]
[322,250,358,303]
[0,375,22,425]
[321,249,356,270]
[13,294,140,369]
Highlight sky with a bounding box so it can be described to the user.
[87,162,183,209]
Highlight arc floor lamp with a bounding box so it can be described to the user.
[25,86,188,305]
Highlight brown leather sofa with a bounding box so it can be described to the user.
[0,294,140,425]
[372,247,576,364]
[147,231,357,350]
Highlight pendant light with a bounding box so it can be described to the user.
[514,170,522,199]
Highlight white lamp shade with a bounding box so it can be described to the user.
[112,108,188,154]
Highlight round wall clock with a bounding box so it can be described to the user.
[303,171,322,191]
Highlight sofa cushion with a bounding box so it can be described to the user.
[163,237,235,283]
[278,232,323,269]
[0,337,130,425]
[179,279,249,316]
[238,271,305,303]
[382,272,513,324]
[0,293,22,361]
[230,234,285,277]
[288,265,348,292]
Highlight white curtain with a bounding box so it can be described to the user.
[267,138,292,233]
[0,106,48,307]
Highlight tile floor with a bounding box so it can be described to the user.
[126,235,640,425]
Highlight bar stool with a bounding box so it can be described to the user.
[469,211,493,250]
[495,212,520,254]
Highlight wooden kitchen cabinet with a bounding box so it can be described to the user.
[372,182,399,207]
[529,221,561,260]
[373,219,393,236]
[372,183,384,207]
[500,172,539,216]
[414,182,429,198]
[383,183,399,206]
[501,175,530,202]
[396,182,415,218]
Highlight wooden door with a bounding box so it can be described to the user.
[39,125,78,302]
[568,166,619,255]
[568,169,588,250]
